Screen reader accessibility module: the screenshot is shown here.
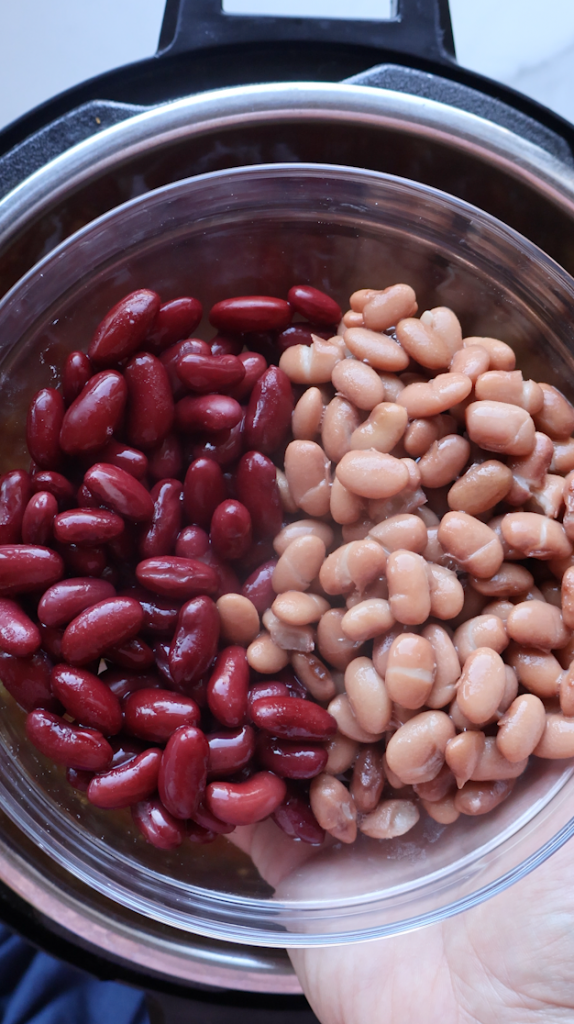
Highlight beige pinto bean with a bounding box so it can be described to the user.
[324,731,360,774]
[420,306,463,359]
[262,609,314,653]
[271,591,329,626]
[445,731,486,788]
[351,745,386,813]
[560,662,574,716]
[346,577,388,608]
[425,564,464,620]
[562,565,574,629]
[423,624,461,709]
[457,647,506,724]
[418,435,471,489]
[319,539,387,595]
[450,344,490,382]
[331,358,385,410]
[496,694,546,762]
[506,643,563,697]
[369,513,428,555]
[395,317,452,369]
[551,437,574,474]
[273,518,334,557]
[454,778,515,815]
[321,396,361,463]
[385,710,455,784]
[246,632,290,673]
[349,288,375,312]
[317,609,364,671]
[463,336,516,370]
[349,402,408,452]
[362,283,418,331]
[403,415,446,457]
[279,335,344,384]
[534,714,574,758]
[292,386,324,440]
[482,599,514,624]
[344,656,391,734]
[379,373,405,402]
[507,600,570,650]
[563,470,574,542]
[557,634,574,669]
[330,477,363,525]
[341,599,395,642]
[284,440,331,517]
[327,693,384,743]
[447,460,513,515]
[465,400,535,457]
[413,762,456,803]
[526,473,565,519]
[437,511,504,578]
[474,370,544,414]
[216,594,260,646]
[470,736,528,780]
[386,549,431,625]
[309,774,357,843]
[541,580,562,607]
[344,327,409,371]
[500,511,572,560]
[276,468,298,514]
[453,614,509,665]
[291,651,337,702]
[534,383,574,439]
[341,310,363,329]
[336,450,409,500]
[272,535,326,593]
[359,799,420,839]
[397,373,473,418]
[372,623,408,677]
[506,431,554,505]
[422,794,460,824]
[385,633,436,709]
[468,563,533,599]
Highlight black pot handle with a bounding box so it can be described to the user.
[157,0,456,65]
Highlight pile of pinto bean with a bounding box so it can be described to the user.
[2,279,574,856]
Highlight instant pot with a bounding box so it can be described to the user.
[2,0,574,1018]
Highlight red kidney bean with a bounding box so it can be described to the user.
[191,800,235,834]
[206,770,286,825]
[139,479,182,559]
[61,596,144,665]
[76,484,100,509]
[123,688,200,742]
[257,735,328,779]
[248,681,291,709]
[176,353,246,393]
[97,439,148,480]
[50,664,123,734]
[235,537,275,576]
[250,697,336,741]
[235,452,283,538]
[241,562,277,619]
[276,324,331,353]
[158,724,209,819]
[160,338,211,399]
[0,598,40,657]
[101,669,161,701]
[21,491,58,545]
[38,624,64,661]
[210,333,243,356]
[0,470,31,544]
[207,725,255,777]
[38,577,116,627]
[62,351,93,404]
[207,646,249,727]
[0,545,63,595]
[210,296,292,333]
[175,525,209,559]
[105,636,155,670]
[26,390,64,469]
[210,500,252,561]
[153,639,176,687]
[121,585,180,636]
[199,548,241,599]
[132,796,187,849]
[87,747,161,808]
[125,352,175,449]
[147,432,183,482]
[54,508,124,546]
[136,556,217,600]
[191,416,245,467]
[175,395,243,433]
[226,352,267,401]
[187,822,217,844]
[146,297,203,352]
[66,767,93,791]
[169,596,219,689]
[272,784,326,844]
[109,734,147,766]
[88,289,161,365]
[183,458,227,528]
[0,649,56,711]
[59,370,127,455]
[84,463,153,522]
[60,544,107,578]
[31,471,76,510]
[244,366,294,454]
[26,709,112,770]
[287,285,341,326]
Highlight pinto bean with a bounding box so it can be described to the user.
[561,565,574,629]
[422,624,461,709]
[330,477,363,525]
[385,710,454,785]
[466,401,535,456]
[309,773,357,843]
[344,656,391,734]
[474,370,543,413]
[397,373,472,418]
[350,744,386,813]
[273,519,334,557]
[279,335,344,384]
[445,731,486,788]
[341,598,395,642]
[463,337,516,370]
[321,397,361,463]
[292,387,324,440]
[284,440,331,517]
[349,402,408,452]
[344,327,409,371]
[291,651,337,702]
[506,432,554,505]
[500,512,572,560]
[385,633,436,710]
[246,632,290,673]
[450,344,490,382]
[327,693,384,743]
[534,714,574,759]
[454,778,515,815]
[272,534,326,593]
[317,610,364,671]
[456,647,506,724]
[506,600,570,650]
[395,317,453,369]
[417,435,471,490]
[453,615,509,665]
[437,511,504,578]
[534,383,574,439]
[361,283,417,331]
[506,644,563,698]
[468,563,533,599]
[496,695,546,762]
[386,550,430,625]
[359,799,420,838]
[331,358,385,410]
[470,736,528,780]
[319,539,387,596]
[336,451,409,500]
[447,460,512,515]
[262,608,315,653]
[369,514,427,555]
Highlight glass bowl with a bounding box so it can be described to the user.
[1,163,574,948]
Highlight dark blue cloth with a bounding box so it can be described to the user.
[0,924,148,1024]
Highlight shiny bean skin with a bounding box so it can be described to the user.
[157,725,209,819]
[292,387,324,441]
[469,563,533,598]
[385,634,436,710]
[26,389,64,469]
[283,440,331,518]
[506,644,563,698]
[395,317,452,369]
[88,289,160,364]
[336,451,409,500]
[210,295,291,333]
[62,597,143,665]
[138,479,182,560]
[341,598,394,642]
[88,747,162,809]
[551,438,574,473]
[210,500,252,562]
[273,535,326,593]
[176,353,245,393]
[182,458,225,529]
[350,745,385,813]
[97,439,148,481]
[280,336,345,385]
[456,648,506,724]
[317,608,365,671]
[244,366,293,454]
[102,669,161,701]
[418,435,471,489]
[207,725,255,777]
[105,636,154,671]
[273,519,334,557]
[216,593,260,646]
[344,656,391,734]
[257,735,327,779]
[0,598,40,657]
[250,696,336,741]
[31,472,76,511]
[207,646,249,728]
[343,327,409,372]
[21,491,58,546]
[131,797,186,850]
[272,591,329,626]
[0,470,31,544]
[358,283,417,327]
[453,615,509,666]
[423,624,461,709]
[160,338,210,399]
[437,511,504,578]
[62,351,93,403]
[469,736,527,781]
[241,560,277,614]
[309,773,357,843]
[272,785,325,845]
[290,652,337,702]
[501,512,572,560]
[473,370,543,414]
[288,285,341,325]
[124,352,175,449]
[146,296,202,351]
[38,577,116,627]
[369,514,427,555]
[59,370,127,455]
[321,397,361,463]
[421,794,460,824]
[51,665,122,734]
[496,694,546,762]
[445,731,486,788]
[83,463,153,522]
[168,596,219,690]
[397,373,472,418]
[506,600,570,650]
[426,564,464,620]
[0,544,64,595]
[387,549,431,625]
[54,508,125,547]
[465,401,535,456]
[123,689,200,743]
[534,383,574,439]
[0,649,56,712]
[450,344,490,382]
[349,402,408,453]
[327,692,384,743]
[136,556,217,600]
[448,460,513,515]
[463,336,515,370]
[562,565,574,630]
[26,709,112,770]
[323,731,360,774]
[386,710,455,784]
[207,771,286,826]
[235,451,283,539]
[331,358,385,410]
[454,778,515,815]
[360,799,421,838]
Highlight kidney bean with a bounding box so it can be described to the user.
[160,338,210,399]
[206,646,249,728]
[131,796,187,849]
[0,470,31,544]
[249,696,335,741]
[0,544,63,596]
[59,370,127,455]
[190,414,246,467]
[169,596,219,689]
[147,433,183,482]
[208,332,241,357]
[248,683,290,711]
[207,725,255,777]
[188,800,234,835]
[50,664,122,734]
[173,528,207,562]
[175,353,245,394]
[0,598,40,657]
[105,636,155,670]
[91,441,146,482]
[30,471,75,510]
[385,633,436,710]
[235,451,283,539]
[122,351,175,450]
[209,296,291,334]
[277,324,318,353]
[66,767,93,792]
[183,458,226,529]
[257,734,327,779]
[26,389,65,469]
[146,296,202,351]
[83,463,153,522]
[61,596,143,665]
[0,649,56,711]
[226,352,267,401]
[272,785,325,845]
[88,289,161,365]
[243,366,293,455]
[88,747,162,808]
[206,770,286,825]
[240,560,276,615]
[26,709,112,770]
[138,479,182,560]
[309,773,356,843]
[62,351,93,403]
[209,500,251,563]
[102,669,161,701]
[136,556,217,600]
[54,508,125,547]
[122,688,198,743]
[155,724,208,819]
[286,285,340,326]
[175,396,241,437]
[21,491,58,546]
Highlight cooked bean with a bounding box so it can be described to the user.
[341,598,394,642]
[386,550,431,625]
[236,451,283,539]
[437,511,504,578]
[207,771,286,826]
[422,793,460,824]
[262,608,315,653]
[395,317,452,369]
[501,511,572,560]
[327,693,384,743]
[453,615,509,665]
[317,609,364,671]
[397,373,472,418]
[273,519,334,557]
[276,469,298,514]
[456,647,506,724]
[350,745,386,813]
[360,799,420,838]
[272,534,326,593]
[386,710,454,784]
[59,371,127,455]
[469,736,527,780]
[551,437,574,474]
[330,477,363,525]
[506,431,554,505]
[284,440,331,517]
[562,565,574,629]
[349,402,408,452]
[466,400,535,456]
[250,696,335,741]
[474,370,543,414]
[496,695,546,762]
[361,283,417,331]
[344,327,409,371]
[447,460,512,515]
[290,651,337,702]
[534,714,574,758]
[279,335,344,384]
[422,624,461,709]
[419,435,471,491]
[321,396,361,463]
[534,383,574,439]
[336,451,409,500]
[385,633,436,709]
[246,632,290,673]
[26,709,112,771]
[331,358,385,410]
[271,592,328,627]
[527,473,565,519]
[21,491,58,546]
[560,662,574,716]
[450,344,490,382]
[454,778,515,815]
[169,596,220,689]
[216,594,260,646]
[507,600,570,650]
[344,656,391,734]
[426,564,464,620]
[309,773,357,843]
[369,514,427,555]
[506,643,563,697]
[463,337,515,370]
[468,563,533,598]
[404,417,442,457]
[292,387,324,440]
[241,560,277,614]
[445,731,485,788]
[413,762,456,803]
[319,538,387,596]
[0,599,41,657]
